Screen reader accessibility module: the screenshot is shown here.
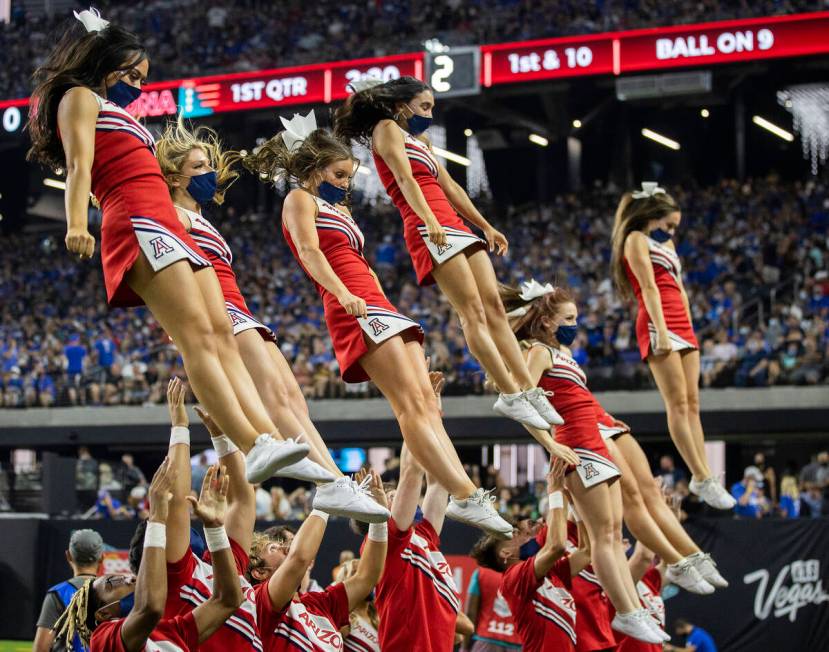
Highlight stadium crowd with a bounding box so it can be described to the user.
[0,0,823,99]
[1,176,827,407]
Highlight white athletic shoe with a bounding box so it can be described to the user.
[275,457,337,484]
[689,476,737,510]
[611,610,665,644]
[312,475,390,523]
[687,552,729,588]
[666,558,714,595]
[493,392,550,430]
[522,387,565,425]
[446,488,514,538]
[245,435,310,484]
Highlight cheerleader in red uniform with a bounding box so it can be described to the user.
[334,77,561,433]
[26,7,305,484]
[243,113,511,537]
[610,183,735,510]
[500,283,667,645]
[155,118,387,523]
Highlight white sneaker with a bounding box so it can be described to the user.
[245,435,310,484]
[645,612,671,642]
[522,387,565,425]
[687,552,729,588]
[312,475,390,523]
[493,392,549,430]
[275,457,337,484]
[445,488,513,538]
[611,610,665,644]
[666,558,715,595]
[689,476,737,510]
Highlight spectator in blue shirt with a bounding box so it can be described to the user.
[667,619,718,652]
[94,329,116,371]
[63,335,86,405]
[731,466,764,518]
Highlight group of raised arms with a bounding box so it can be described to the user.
[29,7,736,651]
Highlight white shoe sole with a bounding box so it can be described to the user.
[445,505,513,538]
[246,442,310,484]
[313,495,389,523]
[274,462,337,484]
[493,399,550,431]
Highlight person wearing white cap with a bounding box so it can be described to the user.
[34,528,104,652]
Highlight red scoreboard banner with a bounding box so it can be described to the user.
[482,11,829,86]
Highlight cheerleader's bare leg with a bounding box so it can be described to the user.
[565,474,640,615]
[646,350,711,479]
[237,330,342,477]
[608,478,642,605]
[126,256,308,482]
[360,334,477,499]
[679,351,709,475]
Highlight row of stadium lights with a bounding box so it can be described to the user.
[36,111,795,196]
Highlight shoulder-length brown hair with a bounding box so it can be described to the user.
[610,190,679,299]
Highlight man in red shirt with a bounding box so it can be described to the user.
[248,468,388,651]
[54,457,242,652]
[464,563,522,652]
[367,443,463,652]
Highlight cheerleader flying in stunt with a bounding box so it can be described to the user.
[611,183,735,510]
[244,111,512,538]
[334,77,563,433]
[26,7,306,484]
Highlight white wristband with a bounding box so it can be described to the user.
[309,509,329,523]
[548,491,564,509]
[204,526,230,552]
[144,522,167,549]
[170,426,190,447]
[211,435,238,458]
[368,522,388,542]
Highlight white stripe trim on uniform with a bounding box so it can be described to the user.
[275,622,314,652]
[130,217,211,267]
[400,548,461,612]
[179,585,263,650]
[532,600,577,643]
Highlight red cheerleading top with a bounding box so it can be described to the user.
[372,123,483,285]
[91,613,199,652]
[623,234,698,360]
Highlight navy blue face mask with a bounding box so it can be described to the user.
[107,80,142,109]
[650,228,673,243]
[556,324,579,347]
[119,592,135,616]
[519,538,541,560]
[187,171,217,205]
[407,112,432,135]
[318,181,348,205]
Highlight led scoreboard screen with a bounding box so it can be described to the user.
[1,12,828,136]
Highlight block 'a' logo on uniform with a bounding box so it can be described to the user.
[581,463,599,480]
[149,236,176,259]
[228,311,246,327]
[436,241,453,255]
[368,317,390,337]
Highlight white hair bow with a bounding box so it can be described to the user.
[73,7,109,33]
[519,279,555,302]
[279,110,317,152]
[631,181,666,199]
[348,77,384,94]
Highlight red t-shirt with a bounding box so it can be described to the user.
[616,567,664,652]
[91,613,198,652]
[254,580,350,651]
[374,518,460,652]
[500,556,577,652]
[165,540,261,651]
[566,523,616,652]
[470,566,521,647]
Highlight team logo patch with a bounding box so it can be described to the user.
[368,317,390,336]
[228,311,246,327]
[149,236,175,259]
[436,242,453,255]
[581,463,599,480]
